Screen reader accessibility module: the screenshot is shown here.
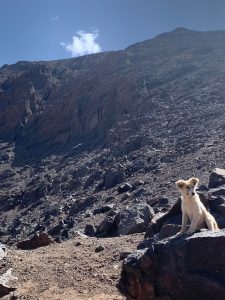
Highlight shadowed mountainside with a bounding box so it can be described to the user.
[1,27,225,158]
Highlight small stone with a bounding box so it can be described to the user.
[117,183,132,193]
[95,245,105,252]
[132,180,145,189]
[93,204,115,215]
[121,192,131,201]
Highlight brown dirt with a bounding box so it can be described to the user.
[3,233,144,299]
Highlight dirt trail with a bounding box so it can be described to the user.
[3,234,143,299]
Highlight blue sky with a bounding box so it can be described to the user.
[1,0,225,66]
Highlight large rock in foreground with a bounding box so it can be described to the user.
[120,230,225,300]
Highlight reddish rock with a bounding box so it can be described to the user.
[17,232,54,250]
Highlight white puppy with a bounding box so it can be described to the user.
[175,177,218,236]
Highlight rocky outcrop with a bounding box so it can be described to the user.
[116,204,155,235]
[17,232,54,250]
[120,169,225,299]
[95,204,154,237]
[121,230,225,300]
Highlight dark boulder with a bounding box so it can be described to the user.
[208,186,225,216]
[84,224,96,237]
[69,196,97,215]
[209,196,225,213]
[209,168,225,188]
[96,216,116,236]
[209,186,225,197]
[48,220,66,236]
[145,199,181,237]
[157,223,181,240]
[198,190,209,206]
[121,230,225,300]
[218,203,225,216]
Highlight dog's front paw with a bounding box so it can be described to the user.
[175,231,185,237]
[186,230,194,235]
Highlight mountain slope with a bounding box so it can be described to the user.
[1,27,225,156]
[0,28,225,244]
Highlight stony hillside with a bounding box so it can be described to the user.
[1,28,225,245]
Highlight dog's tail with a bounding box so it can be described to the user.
[213,220,219,230]
[205,211,219,231]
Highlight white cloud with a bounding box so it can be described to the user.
[60,30,102,57]
[51,16,59,22]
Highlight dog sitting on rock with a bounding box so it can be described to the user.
[175,177,219,236]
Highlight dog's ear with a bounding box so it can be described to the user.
[176,180,185,189]
[190,177,199,186]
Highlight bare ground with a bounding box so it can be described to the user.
[3,234,144,300]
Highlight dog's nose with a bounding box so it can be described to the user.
[192,192,195,196]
